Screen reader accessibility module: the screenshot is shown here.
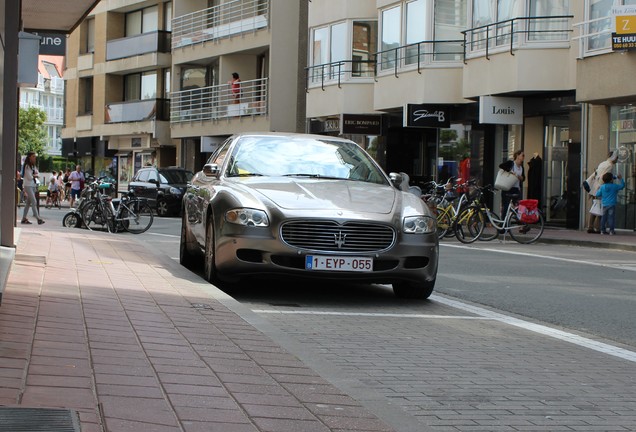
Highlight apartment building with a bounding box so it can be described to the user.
[19,56,65,156]
[62,0,173,191]
[170,0,308,172]
[305,0,636,231]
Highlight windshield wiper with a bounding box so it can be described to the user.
[227,172,264,177]
[283,173,345,180]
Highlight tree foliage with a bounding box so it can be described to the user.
[18,107,47,157]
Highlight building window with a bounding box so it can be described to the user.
[434,0,468,60]
[79,77,93,115]
[125,71,157,101]
[310,20,377,83]
[380,5,401,70]
[163,68,171,98]
[82,18,95,54]
[164,2,172,32]
[126,5,159,36]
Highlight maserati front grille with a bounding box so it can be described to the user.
[281,221,395,252]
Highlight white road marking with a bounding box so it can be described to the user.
[254,296,636,363]
[432,295,636,363]
[442,243,636,272]
[145,232,179,238]
[252,310,490,319]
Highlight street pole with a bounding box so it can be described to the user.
[1,0,21,247]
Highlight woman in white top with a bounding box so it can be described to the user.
[20,152,45,225]
[498,150,525,214]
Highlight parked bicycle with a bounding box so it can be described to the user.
[472,186,545,244]
[81,186,154,234]
[62,175,102,228]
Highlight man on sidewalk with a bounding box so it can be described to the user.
[68,165,85,208]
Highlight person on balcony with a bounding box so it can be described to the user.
[228,72,241,104]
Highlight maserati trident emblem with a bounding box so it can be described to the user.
[334,231,347,249]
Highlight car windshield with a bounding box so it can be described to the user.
[159,170,193,184]
[224,136,389,185]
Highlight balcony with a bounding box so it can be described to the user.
[462,15,573,61]
[376,39,464,77]
[171,77,267,123]
[104,99,170,124]
[306,59,375,91]
[106,31,171,61]
[172,0,268,49]
[573,16,612,59]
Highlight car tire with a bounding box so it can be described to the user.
[156,198,169,217]
[180,211,201,270]
[203,219,219,284]
[392,279,435,299]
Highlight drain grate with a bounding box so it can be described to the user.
[0,407,80,431]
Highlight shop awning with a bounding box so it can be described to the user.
[22,0,99,33]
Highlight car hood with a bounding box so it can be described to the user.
[238,178,397,213]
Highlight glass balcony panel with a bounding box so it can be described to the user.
[105,99,169,123]
[106,31,171,61]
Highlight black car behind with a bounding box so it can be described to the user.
[128,166,193,217]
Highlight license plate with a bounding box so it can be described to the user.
[305,255,373,272]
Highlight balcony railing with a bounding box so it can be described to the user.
[106,31,171,61]
[171,77,268,123]
[376,39,464,76]
[104,99,170,124]
[462,15,573,61]
[306,60,375,91]
[573,16,613,59]
[172,0,268,49]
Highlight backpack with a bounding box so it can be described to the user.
[518,199,540,224]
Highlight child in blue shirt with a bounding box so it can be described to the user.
[595,172,625,235]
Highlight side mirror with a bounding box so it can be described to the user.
[389,172,404,190]
[203,163,220,178]
[148,178,159,185]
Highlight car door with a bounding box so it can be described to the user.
[129,169,157,205]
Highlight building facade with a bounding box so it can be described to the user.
[306,0,635,232]
[62,0,174,191]
[60,0,635,231]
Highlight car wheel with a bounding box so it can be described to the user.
[180,211,201,270]
[392,279,435,299]
[156,198,169,217]
[203,219,219,284]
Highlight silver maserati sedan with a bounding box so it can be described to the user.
[180,132,439,299]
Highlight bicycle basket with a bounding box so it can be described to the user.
[518,199,539,223]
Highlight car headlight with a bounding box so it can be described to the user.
[403,215,435,234]
[169,187,182,195]
[225,208,269,227]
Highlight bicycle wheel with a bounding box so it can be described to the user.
[121,199,153,234]
[479,209,500,241]
[436,208,452,240]
[81,201,108,231]
[508,211,545,244]
[454,205,485,244]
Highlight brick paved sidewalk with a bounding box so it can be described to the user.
[0,228,395,432]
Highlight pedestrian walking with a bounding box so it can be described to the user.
[68,165,85,208]
[596,172,625,235]
[20,151,45,225]
[498,149,525,214]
